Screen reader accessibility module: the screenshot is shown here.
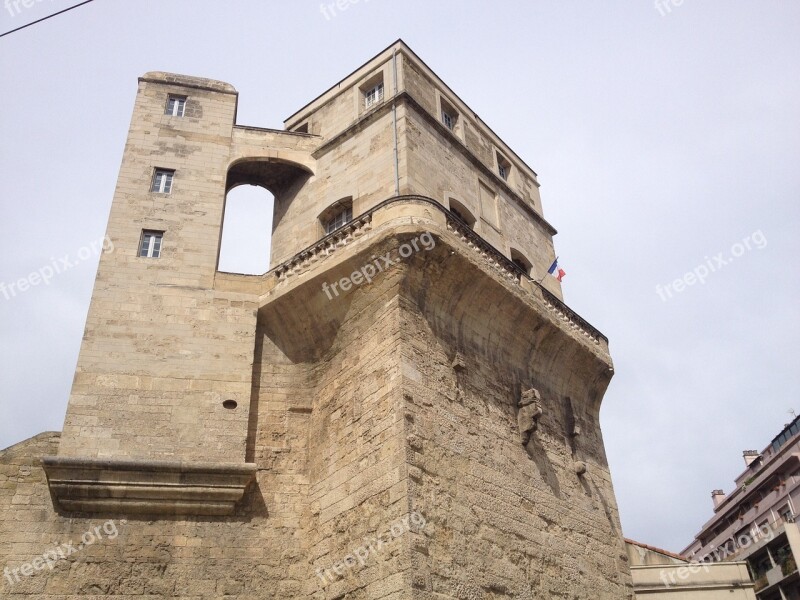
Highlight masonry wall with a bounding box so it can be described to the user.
[400,54,543,213]
[403,106,560,289]
[58,74,259,462]
[395,241,631,599]
[0,434,314,598]
[1,217,627,600]
[268,107,401,266]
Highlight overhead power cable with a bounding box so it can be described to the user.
[0,0,96,39]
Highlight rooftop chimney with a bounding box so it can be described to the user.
[712,489,726,509]
[743,450,760,467]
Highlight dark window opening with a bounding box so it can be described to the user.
[448,198,476,229]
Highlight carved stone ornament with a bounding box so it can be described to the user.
[517,388,543,445]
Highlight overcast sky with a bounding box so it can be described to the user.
[1,0,798,554]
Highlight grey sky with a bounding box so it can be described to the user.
[1,0,798,554]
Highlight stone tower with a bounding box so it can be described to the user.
[1,40,633,598]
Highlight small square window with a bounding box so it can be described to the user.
[139,230,163,258]
[364,82,384,109]
[165,95,186,117]
[325,205,353,234]
[151,169,174,193]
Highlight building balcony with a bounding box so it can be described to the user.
[755,568,799,599]
[750,547,799,598]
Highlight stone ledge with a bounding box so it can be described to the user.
[42,456,257,516]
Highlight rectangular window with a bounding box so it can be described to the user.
[151,169,174,193]
[439,96,459,133]
[442,110,454,130]
[325,206,353,234]
[496,152,512,181]
[364,82,384,109]
[165,95,186,117]
[138,230,163,258]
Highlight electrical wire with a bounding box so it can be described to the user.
[0,0,96,39]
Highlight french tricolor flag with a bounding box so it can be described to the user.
[547,257,566,282]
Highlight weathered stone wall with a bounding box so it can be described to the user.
[58,74,258,462]
[399,54,542,213]
[0,432,308,598]
[395,241,631,599]
[1,224,630,599]
[269,109,400,267]
[402,107,560,293]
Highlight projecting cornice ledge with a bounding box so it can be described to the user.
[42,456,257,516]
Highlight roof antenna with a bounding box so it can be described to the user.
[789,409,797,420]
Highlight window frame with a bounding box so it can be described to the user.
[324,205,353,235]
[438,94,460,135]
[442,109,454,131]
[151,169,175,194]
[320,197,354,236]
[496,151,512,182]
[138,230,163,258]
[364,82,384,109]
[165,95,187,117]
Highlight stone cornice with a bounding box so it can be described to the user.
[42,456,256,516]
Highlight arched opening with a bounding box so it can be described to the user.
[219,157,312,275]
[217,184,274,275]
[448,197,476,229]
[510,248,533,276]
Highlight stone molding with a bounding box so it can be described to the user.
[42,456,257,516]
